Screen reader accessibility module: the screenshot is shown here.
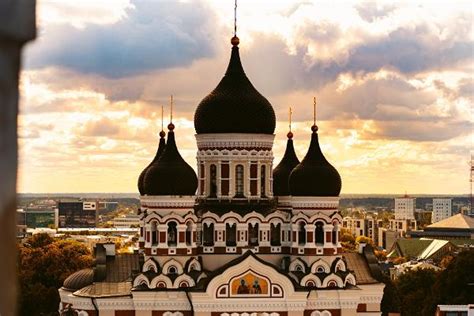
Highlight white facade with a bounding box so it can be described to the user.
[432,198,452,223]
[113,215,141,228]
[394,197,415,220]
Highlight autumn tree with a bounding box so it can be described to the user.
[18,233,93,316]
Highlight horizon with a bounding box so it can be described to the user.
[18,0,473,194]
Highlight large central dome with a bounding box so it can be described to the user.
[194,37,276,134]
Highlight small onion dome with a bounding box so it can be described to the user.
[137,130,166,195]
[194,38,276,134]
[63,268,94,291]
[273,132,300,196]
[289,125,341,196]
[143,124,197,195]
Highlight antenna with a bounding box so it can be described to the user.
[289,106,292,132]
[234,0,238,37]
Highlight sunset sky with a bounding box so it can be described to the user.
[19,0,473,194]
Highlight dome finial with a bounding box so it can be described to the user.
[168,95,175,131]
[231,0,240,46]
[287,106,293,139]
[311,96,318,133]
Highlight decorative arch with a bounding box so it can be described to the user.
[142,258,159,273]
[344,273,356,286]
[162,258,184,275]
[300,274,322,288]
[322,273,344,288]
[207,254,295,300]
[149,274,173,288]
[163,312,184,316]
[334,259,346,272]
[289,258,307,273]
[186,257,202,273]
[133,274,150,288]
[173,274,196,288]
[310,259,331,274]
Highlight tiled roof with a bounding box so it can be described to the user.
[105,253,141,282]
[427,214,474,229]
[344,252,378,284]
[73,282,132,298]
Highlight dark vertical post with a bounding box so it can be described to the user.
[0,1,36,315]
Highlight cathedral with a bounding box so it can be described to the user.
[59,32,385,316]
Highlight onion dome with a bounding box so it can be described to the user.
[138,130,166,195]
[273,132,300,196]
[194,36,276,134]
[63,268,94,291]
[289,125,341,196]
[143,123,198,195]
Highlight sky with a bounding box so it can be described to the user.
[19,0,473,194]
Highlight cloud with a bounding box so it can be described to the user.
[26,0,218,78]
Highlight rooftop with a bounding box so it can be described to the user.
[427,213,474,230]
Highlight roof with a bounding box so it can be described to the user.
[138,132,166,195]
[194,40,276,134]
[73,282,132,298]
[343,252,379,284]
[273,137,300,196]
[388,238,451,260]
[63,268,94,291]
[105,253,141,282]
[289,128,341,197]
[427,214,474,230]
[142,128,198,196]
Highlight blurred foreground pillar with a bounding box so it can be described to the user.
[0,1,35,315]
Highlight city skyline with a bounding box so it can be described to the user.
[19,0,473,194]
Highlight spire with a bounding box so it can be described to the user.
[288,97,341,197]
[312,96,318,133]
[231,0,240,47]
[137,106,167,195]
[273,106,300,196]
[143,96,198,196]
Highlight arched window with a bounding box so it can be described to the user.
[249,223,259,246]
[315,222,324,245]
[186,221,193,246]
[203,223,214,246]
[168,266,177,275]
[209,164,217,197]
[151,221,158,245]
[235,165,244,197]
[260,165,266,197]
[167,222,177,246]
[270,223,281,246]
[332,224,338,245]
[226,223,237,246]
[298,222,306,245]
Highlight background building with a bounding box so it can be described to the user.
[395,195,415,220]
[432,198,452,223]
[113,214,140,228]
[58,200,97,228]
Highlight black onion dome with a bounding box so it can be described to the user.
[143,125,197,195]
[273,133,300,196]
[289,127,341,196]
[194,40,276,134]
[138,131,166,195]
[63,268,94,291]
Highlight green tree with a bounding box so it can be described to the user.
[394,268,438,316]
[18,233,93,316]
[424,250,474,315]
[381,277,401,316]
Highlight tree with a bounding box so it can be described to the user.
[424,250,474,315]
[381,277,401,316]
[396,268,438,316]
[355,235,374,246]
[18,233,93,316]
[340,228,356,251]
